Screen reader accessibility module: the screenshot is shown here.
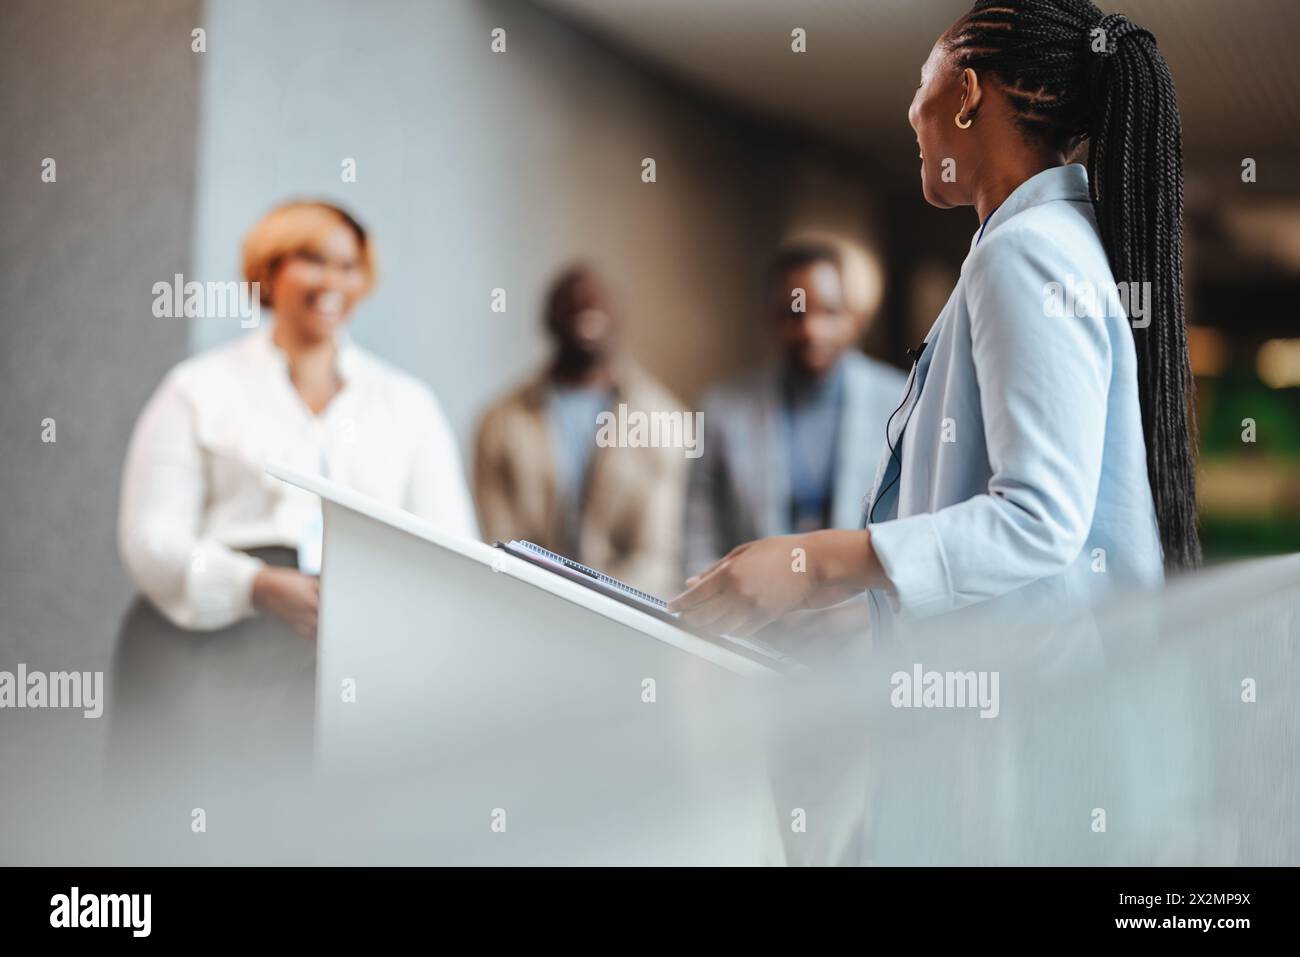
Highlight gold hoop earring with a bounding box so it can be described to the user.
[955,112,973,129]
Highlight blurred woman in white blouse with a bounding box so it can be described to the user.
[119,200,476,637]
[113,200,475,769]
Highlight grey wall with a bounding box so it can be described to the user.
[0,0,202,678]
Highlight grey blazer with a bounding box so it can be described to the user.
[684,350,907,578]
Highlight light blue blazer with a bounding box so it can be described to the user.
[863,164,1163,634]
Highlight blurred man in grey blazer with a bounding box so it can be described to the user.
[683,239,905,578]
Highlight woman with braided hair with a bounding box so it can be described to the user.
[671,0,1197,638]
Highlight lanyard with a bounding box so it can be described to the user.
[977,204,1001,244]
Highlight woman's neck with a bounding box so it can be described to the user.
[272,323,342,414]
[972,152,1066,224]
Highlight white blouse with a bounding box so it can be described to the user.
[118,324,478,630]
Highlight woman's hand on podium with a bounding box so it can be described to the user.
[668,529,885,637]
[252,567,320,640]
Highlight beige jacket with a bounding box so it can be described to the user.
[473,364,688,597]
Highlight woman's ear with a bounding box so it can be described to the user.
[961,66,984,118]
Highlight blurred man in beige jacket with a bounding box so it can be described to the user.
[473,265,687,597]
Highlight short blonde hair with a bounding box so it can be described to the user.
[242,200,377,306]
[778,230,884,321]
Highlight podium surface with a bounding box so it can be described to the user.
[267,465,783,864]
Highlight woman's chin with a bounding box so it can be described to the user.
[312,311,349,334]
[282,312,348,342]
[920,178,950,210]
[925,189,964,212]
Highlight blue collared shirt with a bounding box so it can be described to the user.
[863,164,1163,630]
[781,360,846,533]
[546,382,613,554]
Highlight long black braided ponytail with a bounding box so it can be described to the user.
[946,0,1201,571]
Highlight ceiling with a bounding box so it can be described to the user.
[536,0,1300,176]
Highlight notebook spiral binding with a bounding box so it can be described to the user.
[517,540,668,608]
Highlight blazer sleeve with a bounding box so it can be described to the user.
[472,405,519,545]
[117,373,266,630]
[867,226,1111,617]
[609,447,687,598]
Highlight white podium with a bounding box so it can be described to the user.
[268,466,784,864]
